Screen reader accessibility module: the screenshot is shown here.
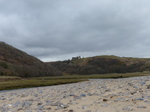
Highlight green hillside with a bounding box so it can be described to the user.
[48,55,150,75]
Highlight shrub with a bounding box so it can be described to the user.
[0,62,9,69]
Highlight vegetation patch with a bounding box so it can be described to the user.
[0,72,150,91]
[50,55,150,75]
[0,61,9,69]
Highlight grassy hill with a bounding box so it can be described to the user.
[0,42,62,77]
[48,55,150,75]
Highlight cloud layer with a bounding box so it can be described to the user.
[1,0,150,61]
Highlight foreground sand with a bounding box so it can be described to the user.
[1,76,150,112]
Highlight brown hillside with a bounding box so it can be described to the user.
[48,55,150,75]
[0,42,62,77]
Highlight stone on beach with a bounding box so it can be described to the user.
[1,76,150,111]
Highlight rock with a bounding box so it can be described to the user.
[80,94,86,97]
[28,98,34,101]
[128,83,133,86]
[63,95,69,98]
[137,106,147,108]
[36,110,43,112]
[9,98,13,101]
[133,86,138,88]
[101,104,109,107]
[103,99,109,102]
[52,102,69,110]
[34,94,38,97]
[46,101,53,105]
[105,89,111,92]
[51,102,63,106]
[55,104,69,110]
[0,108,9,112]
[63,91,67,93]
[5,104,12,107]
[69,102,78,105]
[122,106,134,111]
[131,92,137,95]
[70,94,75,96]
[82,106,87,109]
[144,100,150,104]
[74,96,81,100]
[17,108,23,111]
[13,101,21,107]
[142,95,150,99]
[37,105,44,110]
[85,110,92,112]
[38,91,43,94]
[21,94,26,97]
[0,98,6,100]
[133,98,144,101]
[139,90,143,92]
[87,93,93,96]
[139,82,145,85]
[62,110,68,112]
[68,109,74,112]
[46,107,51,110]
[37,102,43,105]
[55,106,62,110]
[147,85,150,89]
[22,101,32,108]
[114,98,125,102]
[25,111,32,112]
[60,104,69,108]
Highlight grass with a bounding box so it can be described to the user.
[0,71,150,91]
[81,55,150,65]
[0,76,22,82]
[0,78,86,91]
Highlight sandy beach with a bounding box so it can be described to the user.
[1,76,150,112]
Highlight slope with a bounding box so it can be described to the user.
[0,42,62,77]
[48,55,150,75]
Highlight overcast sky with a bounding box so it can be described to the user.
[1,0,150,62]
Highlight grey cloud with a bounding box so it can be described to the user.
[0,0,150,61]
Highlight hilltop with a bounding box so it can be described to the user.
[0,42,62,77]
[1,41,150,77]
[48,55,150,75]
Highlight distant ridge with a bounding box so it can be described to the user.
[0,42,62,77]
[48,55,150,75]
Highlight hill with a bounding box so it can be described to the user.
[48,55,150,75]
[0,42,62,77]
